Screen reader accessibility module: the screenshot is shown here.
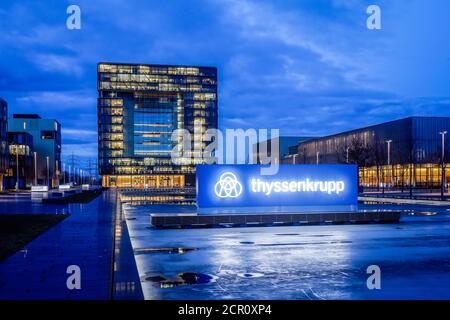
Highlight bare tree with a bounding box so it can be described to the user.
[333,143,347,164]
[347,136,373,190]
[372,137,387,192]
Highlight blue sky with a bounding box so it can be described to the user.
[1,0,450,164]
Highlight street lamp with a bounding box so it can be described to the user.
[386,140,392,190]
[46,156,49,188]
[55,160,59,187]
[316,151,319,165]
[33,152,37,186]
[439,131,447,200]
[14,145,19,192]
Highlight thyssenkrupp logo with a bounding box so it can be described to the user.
[214,172,243,198]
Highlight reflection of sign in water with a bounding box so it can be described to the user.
[214,172,243,198]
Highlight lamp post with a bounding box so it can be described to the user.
[316,151,319,165]
[15,146,19,192]
[55,160,59,188]
[46,156,49,188]
[33,152,37,186]
[440,131,447,200]
[386,140,392,190]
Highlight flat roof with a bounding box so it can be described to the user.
[97,62,217,71]
[13,114,41,119]
[299,116,450,144]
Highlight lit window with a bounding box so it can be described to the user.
[41,130,56,139]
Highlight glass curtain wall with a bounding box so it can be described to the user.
[296,117,450,190]
[98,63,218,188]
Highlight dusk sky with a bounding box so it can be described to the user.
[1,0,450,165]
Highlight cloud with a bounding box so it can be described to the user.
[217,0,374,86]
[16,90,96,110]
[30,53,85,76]
[62,142,97,159]
[62,128,97,145]
[63,128,97,138]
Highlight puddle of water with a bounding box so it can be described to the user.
[304,234,332,238]
[144,274,167,282]
[134,247,197,255]
[257,241,352,247]
[143,272,216,288]
[179,272,214,285]
[415,211,438,216]
[237,272,264,279]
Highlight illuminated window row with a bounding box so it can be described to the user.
[99,82,216,93]
[101,74,215,84]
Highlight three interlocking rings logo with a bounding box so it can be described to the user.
[214,172,243,198]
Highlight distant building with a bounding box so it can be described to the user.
[7,132,34,189]
[97,63,218,188]
[0,98,8,191]
[253,136,314,164]
[295,117,450,188]
[9,114,61,187]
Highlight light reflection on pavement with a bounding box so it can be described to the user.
[123,203,450,300]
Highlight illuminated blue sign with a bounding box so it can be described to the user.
[196,164,358,212]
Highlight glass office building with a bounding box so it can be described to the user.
[97,63,218,188]
[295,117,450,189]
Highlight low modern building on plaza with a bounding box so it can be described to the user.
[294,117,450,189]
[97,62,218,188]
[9,114,61,187]
[0,98,8,191]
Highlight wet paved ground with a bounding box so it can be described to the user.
[112,199,144,299]
[123,203,450,300]
[0,191,116,299]
[2,190,450,300]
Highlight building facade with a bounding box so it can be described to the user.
[0,98,8,191]
[7,132,34,189]
[97,63,218,188]
[253,136,314,164]
[295,117,450,189]
[9,114,61,187]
